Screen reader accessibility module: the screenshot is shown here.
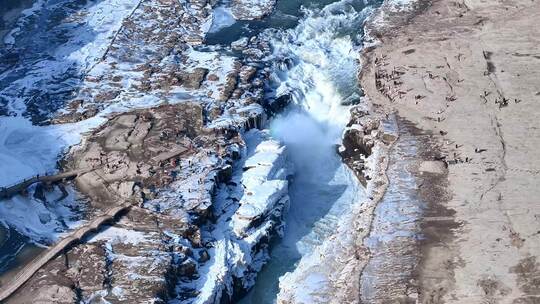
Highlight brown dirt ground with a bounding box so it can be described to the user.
[360,0,540,303]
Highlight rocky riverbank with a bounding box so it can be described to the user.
[7,120,291,303]
[275,103,396,303]
[352,0,540,302]
[278,0,540,302]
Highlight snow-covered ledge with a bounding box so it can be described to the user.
[188,129,292,303]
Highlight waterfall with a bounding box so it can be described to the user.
[239,1,374,302]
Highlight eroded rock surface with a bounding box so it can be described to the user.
[1,0,296,302]
[8,105,290,303]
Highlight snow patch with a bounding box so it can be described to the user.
[209,7,236,33]
[368,0,418,34]
[0,185,85,244]
[88,226,152,245]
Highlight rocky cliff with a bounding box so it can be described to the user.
[2,0,294,303]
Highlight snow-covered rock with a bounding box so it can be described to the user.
[232,136,288,235]
[230,0,276,20]
[184,129,291,303]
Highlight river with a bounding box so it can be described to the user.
[219,0,379,302]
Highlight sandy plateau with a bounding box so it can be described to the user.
[352,0,540,302]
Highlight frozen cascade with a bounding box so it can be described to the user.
[240,1,374,302]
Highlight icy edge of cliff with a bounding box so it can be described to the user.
[276,103,398,304]
[184,129,291,304]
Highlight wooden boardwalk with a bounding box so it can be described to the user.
[0,149,190,300]
[0,168,92,200]
[0,202,133,302]
[152,146,188,164]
